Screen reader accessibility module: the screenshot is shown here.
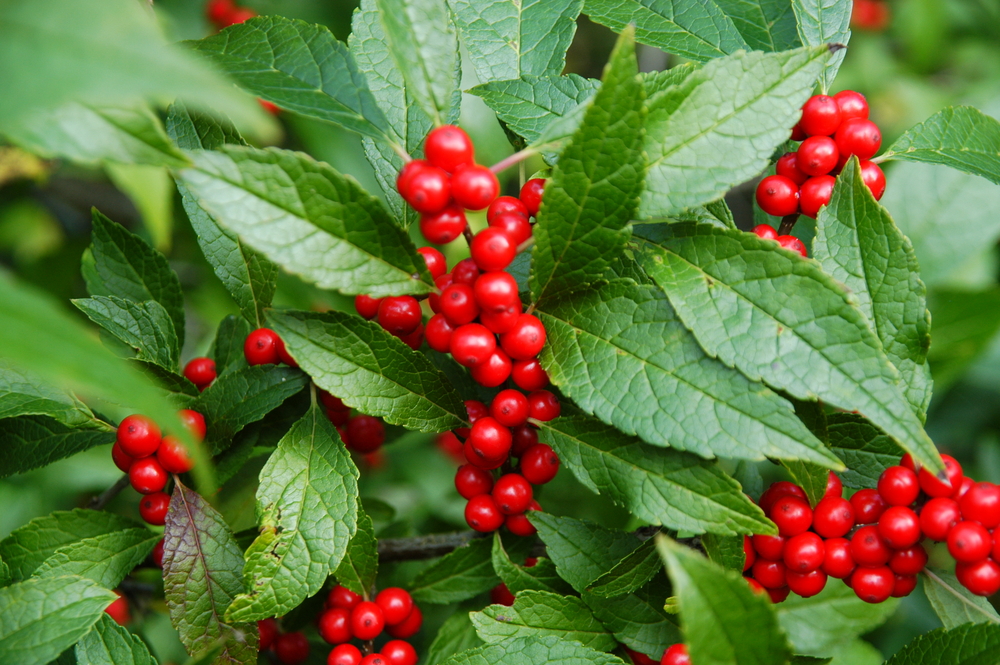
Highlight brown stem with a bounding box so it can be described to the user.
[462,225,475,247]
[89,474,130,510]
[778,214,800,235]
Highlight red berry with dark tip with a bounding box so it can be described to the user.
[797,136,839,176]
[822,538,855,579]
[519,179,545,216]
[835,118,881,160]
[776,152,809,185]
[784,532,825,573]
[520,444,559,484]
[834,90,869,121]
[466,494,505,532]
[960,482,1000,528]
[850,525,891,566]
[481,304,522,334]
[244,328,282,365]
[466,417,512,466]
[183,357,216,388]
[889,544,928,576]
[851,566,894,604]
[800,95,842,136]
[425,314,456,353]
[455,464,494,499]
[402,165,451,214]
[918,454,963,498]
[787,569,827,597]
[490,212,533,246]
[129,457,168,494]
[799,176,836,218]
[420,206,467,244]
[375,588,414,626]
[329,644,363,665]
[471,228,516,272]
[850,488,887,524]
[425,125,474,173]
[328,585,362,610]
[957,559,1000,596]
[878,466,920,506]
[382,640,418,665]
[527,390,560,422]
[470,348,513,387]
[350,601,385,640]
[752,534,785,561]
[450,324,496,368]
[512,358,549,391]
[355,295,383,320]
[452,165,499,210]
[117,415,162,458]
[812,497,854,538]
[139,492,171,525]
[319,607,352,644]
[948,521,993,562]
[878,506,921,549]
[753,224,778,240]
[439,283,479,326]
[755,175,799,217]
[377,296,422,336]
[493,473,533,515]
[777,235,807,257]
[451,258,480,286]
[491,389,530,427]
[157,436,194,474]
[474,272,520,312]
[770,496,812,537]
[500,314,546,360]
[487,196,529,222]
[752,558,786,588]
[920,497,961,541]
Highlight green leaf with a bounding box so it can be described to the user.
[713,0,800,51]
[0,509,140,581]
[582,579,681,658]
[166,105,277,328]
[374,0,460,126]
[426,613,484,665]
[76,614,157,665]
[440,634,626,665]
[4,103,188,168]
[0,575,116,665]
[410,537,498,605]
[529,513,641,592]
[86,209,185,351]
[923,568,1000,630]
[335,509,378,598]
[107,162,175,253]
[32,528,159,589]
[0,0,270,139]
[472,590,618,651]
[190,16,393,142]
[638,223,942,472]
[826,413,897,489]
[536,278,838,466]
[449,0,582,82]
[587,538,661,597]
[176,146,433,297]
[814,158,932,418]
[536,410,774,535]
[776,581,897,655]
[640,46,829,218]
[782,460,831,506]
[582,0,748,62]
[882,162,1000,288]
[656,535,791,665]
[926,289,1000,391]
[530,27,645,303]
[211,315,252,377]
[226,404,359,622]
[0,361,102,429]
[879,107,1000,185]
[790,658,832,665]
[73,296,180,371]
[791,0,850,90]
[492,535,574,596]
[0,416,114,479]
[885,623,1000,665]
[700,533,746,572]
[163,481,257,664]
[468,75,599,145]
[267,309,466,432]
[193,365,308,453]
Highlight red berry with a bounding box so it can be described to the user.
[851,566,894,604]
[151,538,164,567]
[183,357,216,388]
[244,328,282,365]
[752,558,786,588]
[920,497,961,541]
[777,235,807,257]
[377,296,422,336]
[466,494,505,532]
[833,90,869,121]
[954,476,976,501]
[493,473,533,515]
[474,272,520,312]
[112,443,134,473]
[743,536,756,572]
[859,160,886,200]
[776,152,808,185]
[465,400,489,426]
[956,559,1000,596]
[274,632,310,665]
[329,644,363,665]
[825,472,843,499]
[506,504,540,537]
[470,348,513,387]
[790,123,806,141]
[275,335,296,367]
[258,618,277,650]
[877,506,921,549]
[751,534,785,561]
[382,640,418,665]
[787,569,827,597]
[960,482,1000,527]
[177,409,206,442]
[425,125,474,173]
[511,358,549,391]
[398,323,424,350]
[452,165,499,210]
[797,136,839,176]
[813,497,854,538]
[417,246,447,279]
[470,228,516,272]
[429,274,451,313]
[467,416,512,459]
[420,206,467,244]
[850,488,887,524]
[519,179,545,216]
[139,491,171,526]
[451,258,481,286]
[206,0,236,24]
[425,314,456,353]
[759,482,808,514]
[753,224,778,240]
[222,7,257,27]
[346,416,384,454]
[511,424,539,457]
[104,591,130,626]
[878,466,920,506]
[480,304,522,334]
[800,95,842,136]
[766,586,791,603]
[770,496,812,537]
[117,415,162,458]
[355,295,383,320]
[822,538,855,579]
[784,532,825,573]
[850,525,891,566]
[360,655,385,665]
[328,585,362,610]
[455,464,494,499]
[852,0,891,30]
[386,605,422,638]
[487,196,529,222]
[746,577,767,595]
[157,436,194,474]
[891,574,917,598]
[491,389,530,427]
[527,390,560,422]
[799,176,836,218]
[319,607,352,644]
[500,314,546,360]
[490,212,533,246]
[491,583,516,606]
[401,165,451,215]
[350,601,385,641]
[889,544,928,576]
[450,323,496,368]
[520,444,559,485]
[835,118,881,160]
[439,283,480,326]
[129,457,168,494]
[661,644,691,665]
[375,588,414,626]
[948,521,993,562]
[918,454,963,498]
[755,175,799,217]
[625,648,658,665]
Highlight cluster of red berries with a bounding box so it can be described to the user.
[626,644,690,665]
[852,0,891,31]
[755,91,885,238]
[257,618,312,665]
[318,389,387,456]
[112,411,202,525]
[205,0,256,30]
[317,585,421,665]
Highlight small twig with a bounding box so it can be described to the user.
[391,141,412,163]
[516,236,535,254]
[462,225,475,246]
[778,213,800,235]
[490,147,537,175]
[89,474,130,510]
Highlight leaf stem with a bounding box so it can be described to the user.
[89,473,130,510]
[390,141,412,164]
[462,224,475,247]
[778,213,799,235]
[516,236,535,254]
[490,147,537,175]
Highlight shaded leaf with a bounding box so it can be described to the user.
[472,591,617,651]
[468,75,599,145]
[73,296,179,371]
[439,634,625,665]
[211,315,252,377]
[776,580,897,655]
[582,578,681,658]
[335,509,378,598]
[492,535,574,597]
[32,528,159,589]
[885,623,1000,665]
[0,416,115,479]
[782,460,832,506]
[75,613,156,665]
[426,613,484,665]
[0,360,102,429]
[700,533,746,572]
[923,568,1000,630]
[927,289,1000,392]
[529,513,641,592]
[827,413,898,489]
[587,538,661,597]
[714,0,800,51]
[791,0,850,90]
[410,537,497,605]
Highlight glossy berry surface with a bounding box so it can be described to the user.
[833,90,869,120]
[752,559,786,588]
[157,436,194,474]
[375,587,414,626]
[425,125,474,173]
[957,559,1000,596]
[470,228,516,272]
[465,494,505,532]
[770,496,812,537]
[813,497,854,538]
[918,454,963,497]
[129,457,168,494]
[455,464,494,499]
[520,444,560,484]
[466,417,512,464]
[417,246,447,279]
[519,179,545,216]
[377,296,422,336]
[889,544,928,576]
[822,538,855,579]
[755,175,799,217]
[274,632,310,665]
[354,294,383,320]
[661,644,691,665]
[799,175,836,217]
[450,324,496,368]
[799,95,842,136]
[783,532,825,573]
[439,283,480,326]
[487,196,528,222]
[511,359,549,391]
[878,466,920,506]
[111,443,134,473]
[492,473,533,515]
[491,389,530,427]
[947,521,992,562]
[489,212,532,245]
[851,566,894,604]
[183,357,216,388]
[382,640,418,665]
[474,272,519,312]
[753,224,778,240]
[752,534,785,561]
[117,415,162,458]
[139,492,170,525]
[500,314,546,360]
[797,136,839,176]
[786,569,827,598]
[850,525,891,566]
[505,508,539,537]
[105,592,130,626]
[858,160,886,200]
[386,605,422,638]
[350,601,385,640]
[960,483,1000,528]
[835,118,882,159]
[319,608,352,644]
[420,206,467,244]
[877,506,921,549]
[527,390,561,421]
[776,152,808,185]
[328,585,362,610]
[328,644,363,665]
[244,328,282,365]
[425,314,456,353]
[452,165,499,210]
[777,235,807,257]
[400,164,450,214]
[850,488,887,524]
[469,348,512,387]
[920,497,961,541]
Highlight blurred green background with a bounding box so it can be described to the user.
[3,0,1000,662]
